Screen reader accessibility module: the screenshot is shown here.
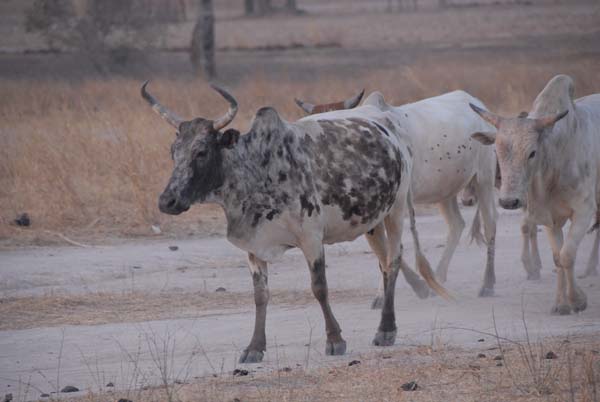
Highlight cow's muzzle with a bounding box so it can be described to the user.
[158,191,190,215]
[499,197,522,210]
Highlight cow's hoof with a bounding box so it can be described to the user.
[325,339,347,356]
[238,349,264,363]
[527,270,541,280]
[580,268,598,278]
[414,282,430,299]
[551,304,571,316]
[371,296,384,310]
[372,330,397,347]
[478,287,494,297]
[572,290,588,313]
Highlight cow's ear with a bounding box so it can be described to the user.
[471,131,496,145]
[219,129,240,148]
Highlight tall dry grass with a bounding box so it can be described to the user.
[1,56,599,242]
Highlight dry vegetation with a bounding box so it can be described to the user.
[2,57,599,245]
[63,335,600,402]
[1,1,599,245]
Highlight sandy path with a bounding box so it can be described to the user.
[1,209,599,400]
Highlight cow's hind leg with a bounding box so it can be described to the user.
[367,224,387,310]
[369,222,429,309]
[582,221,599,277]
[239,253,269,363]
[301,239,346,355]
[372,204,406,347]
[435,197,465,283]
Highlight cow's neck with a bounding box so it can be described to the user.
[209,130,276,214]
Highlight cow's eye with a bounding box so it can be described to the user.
[528,150,536,159]
[194,149,207,159]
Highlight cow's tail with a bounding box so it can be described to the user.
[407,189,453,301]
[469,205,487,246]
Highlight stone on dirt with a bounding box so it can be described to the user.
[60,385,79,393]
[400,381,418,391]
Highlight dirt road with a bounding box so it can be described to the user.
[1,209,599,400]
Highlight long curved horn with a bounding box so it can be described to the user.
[294,98,315,114]
[343,89,365,109]
[469,103,502,129]
[211,84,238,130]
[140,81,184,129]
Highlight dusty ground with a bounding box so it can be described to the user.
[1,1,600,401]
[1,210,599,401]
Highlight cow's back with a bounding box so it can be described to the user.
[392,91,496,203]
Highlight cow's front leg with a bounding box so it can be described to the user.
[301,240,346,356]
[545,225,569,315]
[239,253,269,363]
[435,197,465,283]
[559,210,592,314]
[521,220,541,280]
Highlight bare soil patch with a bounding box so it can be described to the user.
[0,288,371,331]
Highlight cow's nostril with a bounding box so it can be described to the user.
[167,198,177,209]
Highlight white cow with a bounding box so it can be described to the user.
[470,74,600,314]
[298,90,498,300]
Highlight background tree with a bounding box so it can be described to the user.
[25,0,181,72]
[190,0,216,79]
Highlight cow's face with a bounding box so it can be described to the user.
[159,120,240,214]
[140,81,238,215]
[469,104,567,210]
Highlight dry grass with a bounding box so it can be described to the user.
[66,335,600,402]
[0,288,372,331]
[2,57,599,245]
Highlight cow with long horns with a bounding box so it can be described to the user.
[141,82,449,364]
[470,74,600,314]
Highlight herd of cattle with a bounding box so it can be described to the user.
[141,74,600,363]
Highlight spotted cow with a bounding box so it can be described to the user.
[296,90,499,300]
[141,82,448,364]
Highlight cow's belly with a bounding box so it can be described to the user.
[321,205,387,244]
[411,152,476,203]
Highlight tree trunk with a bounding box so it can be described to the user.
[190,0,215,79]
[255,0,272,15]
[244,0,254,15]
[286,0,297,12]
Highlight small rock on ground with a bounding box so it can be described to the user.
[233,369,249,376]
[545,351,558,359]
[168,246,179,251]
[14,213,30,227]
[400,381,418,391]
[215,287,227,292]
[477,353,486,358]
[60,385,79,393]
[348,360,361,366]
